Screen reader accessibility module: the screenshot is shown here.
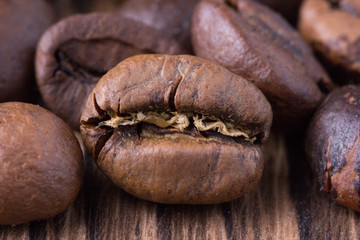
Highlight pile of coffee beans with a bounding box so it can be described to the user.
[0,0,359,225]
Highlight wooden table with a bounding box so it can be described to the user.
[1,133,359,240]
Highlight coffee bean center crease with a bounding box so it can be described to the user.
[97,111,255,142]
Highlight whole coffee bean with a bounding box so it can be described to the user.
[192,0,333,130]
[306,85,360,211]
[36,13,186,129]
[117,0,200,53]
[0,0,54,102]
[0,102,83,225]
[299,0,360,84]
[80,54,272,204]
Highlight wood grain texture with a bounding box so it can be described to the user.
[2,133,360,240]
[287,134,360,240]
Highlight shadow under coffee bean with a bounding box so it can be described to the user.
[80,54,272,204]
[254,0,302,25]
[36,13,188,129]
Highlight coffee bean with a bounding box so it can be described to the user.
[117,0,200,53]
[299,0,360,84]
[80,54,272,204]
[192,0,333,130]
[0,102,84,225]
[306,85,360,211]
[36,13,187,129]
[0,0,54,102]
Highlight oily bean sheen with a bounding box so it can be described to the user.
[306,85,360,212]
[36,13,187,130]
[299,0,360,83]
[192,0,333,130]
[0,102,84,225]
[0,0,54,102]
[80,54,272,204]
[117,0,200,53]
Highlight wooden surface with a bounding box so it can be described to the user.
[1,133,360,240]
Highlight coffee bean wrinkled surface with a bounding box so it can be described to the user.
[0,102,84,225]
[192,0,333,130]
[306,85,360,211]
[36,13,186,129]
[80,54,272,204]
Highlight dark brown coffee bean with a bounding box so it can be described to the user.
[0,0,54,102]
[117,0,200,53]
[80,54,272,204]
[192,0,333,131]
[306,85,360,212]
[36,13,187,130]
[0,102,84,225]
[299,0,360,84]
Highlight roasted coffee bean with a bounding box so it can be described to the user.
[306,85,360,212]
[0,0,54,102]
[80,54,272,204]
[192,0,333,130]
[0,102,84,225]
[299,0,360,84]
[36,13,186,129]
[117,0,200,53]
